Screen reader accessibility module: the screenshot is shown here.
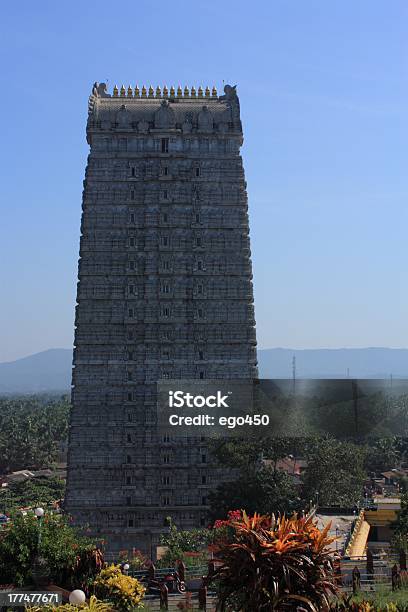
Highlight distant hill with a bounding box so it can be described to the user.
[0,349,72,394]
[258,347,408,379]
[0,347,407,394]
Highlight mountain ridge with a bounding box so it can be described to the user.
[0,347,407,394]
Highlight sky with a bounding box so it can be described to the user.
[0,0,407,362]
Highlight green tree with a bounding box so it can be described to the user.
[396,436,408,464]
[157,519,210,567]
[364,437,400,474]
[0,476,65,514]
[209,466,299,520]
[302,437,366,507]
[0,511,101,589]
[391,492,408,554]
[0,395,69,474]
[208,438,301,520]
[393,493,408,537]
[210,437,301,472]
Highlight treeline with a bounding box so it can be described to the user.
[0,476,65,513]
[0,395,70,474]
[1,393,407,522]
[208,436,408,520]
[254,386,408,439]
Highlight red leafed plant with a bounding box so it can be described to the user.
[211,511,338,611]
[213,509,243,529]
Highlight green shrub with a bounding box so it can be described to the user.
[0,511,102,589]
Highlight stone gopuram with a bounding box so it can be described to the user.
[65,82,258,556]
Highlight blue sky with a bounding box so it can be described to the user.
[1,0,407,362]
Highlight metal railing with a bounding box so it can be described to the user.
[129,565,208,580]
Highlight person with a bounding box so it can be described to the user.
[399,548,407,571]
[352,566,361,594]
[160,583,168,609]
[148,563,156,581]
[198,584,207,610]
[392,564,401,591]
[366,549,374,578]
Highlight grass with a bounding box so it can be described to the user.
[348,586,408,607]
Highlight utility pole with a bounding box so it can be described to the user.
[292,355,296,395]
[352,380,359,438]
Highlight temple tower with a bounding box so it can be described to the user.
[65,82,257,556]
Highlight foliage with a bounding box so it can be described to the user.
[213,509,243,530]
[161,517,210,551]
[0,475,65,513]
[307,390,408,440]
[0,395,69,474]
[212,511,338,610]
[395,438,408,465]
[69,546,105,592]
[209,464,298,520]
[156,547,208,569]
[331,588,408,610]
[157,518,210,567]
[208,438,300,520]
[0,510,39,585]
[92,564,145,611]
[115,548,151,571]
[28,595,114,612]
[392,493,408,553]
[397,476,408,494]
[253,385,408,440]
[302,437,366,507]
[364,437,401,474]
[125,549,151,571]
[209,437,297,472]
[0,511,102,590]
[209,435,371,517]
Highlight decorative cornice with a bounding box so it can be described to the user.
[113,84,218,99]
[91,82,221,100]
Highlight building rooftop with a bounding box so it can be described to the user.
[86,82,243,136]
